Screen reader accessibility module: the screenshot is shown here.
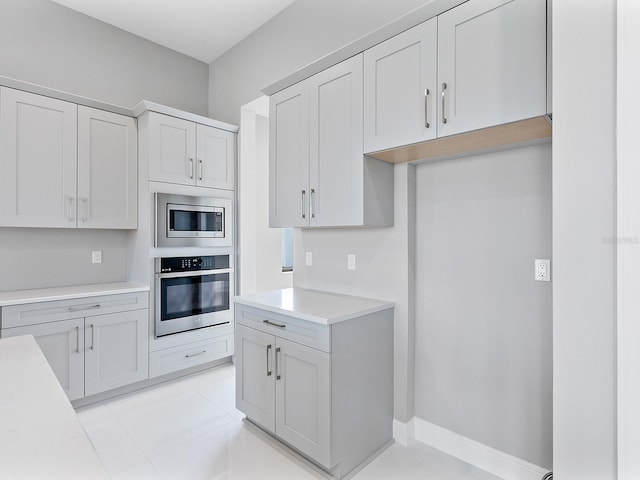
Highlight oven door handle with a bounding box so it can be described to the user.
[156,268,233,279]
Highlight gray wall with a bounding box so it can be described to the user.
[0,0,209,114]
[208,0,432,125]
[552,1,617,478]
[414,144,552,468]
[0,0,210,292]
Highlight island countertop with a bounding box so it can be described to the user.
[233,287,394,325]
[0,335,108,479]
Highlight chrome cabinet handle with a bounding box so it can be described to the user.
[301,190,306,219]
[75,326,80,354]
[424,88,430,128]
[263,319,286,329]
[310,189,316,218]
[189,158,194,179]
[266,344,272,376]
[68,304,101,313]
[185,350,207,358]
[90,324,94,350]
[275,347,281,380]
[81,198,88,222]
[441,82,448,124]
[198,159,203,180]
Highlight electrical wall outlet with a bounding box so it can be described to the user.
[305,252,313,266]
[347,254,356,270]
[535,259,550,281]
[92,251,102,264]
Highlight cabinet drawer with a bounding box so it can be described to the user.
[1,292,149,329]
[235,304,330,353]
[149,333,234,378]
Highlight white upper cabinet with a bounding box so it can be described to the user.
[269,54,393,228]
[437,0,547,137]
[77,106,137,229]
[0,87,138,229]
[0,88,78,228]
[196,124,236,190]
[363,0,547,152]
[269,81,310,228]
[148,111,235,190]
[364,18,438,153]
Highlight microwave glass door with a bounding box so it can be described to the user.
[160,272,230,322]
[167,204,224,238]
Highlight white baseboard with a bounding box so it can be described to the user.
[412,417,549,480]
[393,418,415,446]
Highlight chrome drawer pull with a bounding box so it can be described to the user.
[263,319,286,329]
[185,350,207,358]
[266,344,272,376]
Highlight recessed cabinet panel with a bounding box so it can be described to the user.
[78,107,137,229]
[364,18,438,152]
[235,324,276,432]
[84,309,148,397]
[269,83,310,228]
[196,124,235,190]
[437,0,546,137]
[309,55,364,227]
[276,337,331,468]
[148,112,197,185]
[0,87,77,228]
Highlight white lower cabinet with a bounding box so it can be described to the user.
[0,291,149,401]
[235,298,393,479]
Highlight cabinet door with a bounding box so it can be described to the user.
[437,0,547,137]
[235,324,276,433]
[77,107,138,229]
[2,318,85,401]
[275,337,331,468]
[196,124,235,190]
[269,81,310,228]
[364,18,437,153]
[148,112,197,185]
[84,309,148,396]
[309,54,364,227]
[0,87,77,228]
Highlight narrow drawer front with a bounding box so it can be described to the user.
[1,292,149,328]
[235,304,330,353]
[149,333,234,378]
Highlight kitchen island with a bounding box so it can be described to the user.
[0,335,107,479]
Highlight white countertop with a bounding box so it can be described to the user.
[0,282,149,307]
[0,335,108,479]
[233,288,394,325]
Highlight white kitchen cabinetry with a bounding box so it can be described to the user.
[437,0,546,137]
[77,106,137,229]
[364,18,438,153]
[363,0,547,152]
[235,289,394,479]
[269,54,393,228]
[0,87,77,228]
[147,111,235,190]
[0,87,138,229]
[0,290,149,401]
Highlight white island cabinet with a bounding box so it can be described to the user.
[234,288,394,479]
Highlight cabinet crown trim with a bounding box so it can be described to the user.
[134,100,238,132]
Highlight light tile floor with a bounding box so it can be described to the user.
[76,363,502,480]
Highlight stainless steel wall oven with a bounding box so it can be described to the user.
[154,255,233,337]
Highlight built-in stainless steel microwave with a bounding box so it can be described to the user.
[155,193,232,248]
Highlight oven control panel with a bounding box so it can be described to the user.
[157,255,230,273]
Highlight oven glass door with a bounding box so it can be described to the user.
[160,272,230,322]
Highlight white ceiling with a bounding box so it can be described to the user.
[50,0,297,64]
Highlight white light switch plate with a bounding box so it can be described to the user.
[305,252,313,266]
[348,254,356,270]
[92,251,102,264]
